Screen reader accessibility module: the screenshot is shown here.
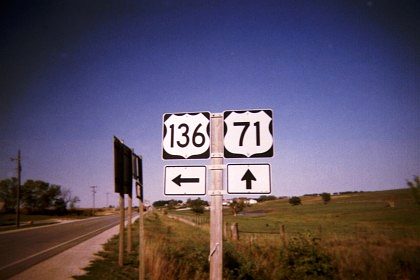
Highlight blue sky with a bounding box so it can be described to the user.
[1,0,419,208]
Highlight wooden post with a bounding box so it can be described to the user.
[280,224,287,248]
[127,194,132,253]
[118,193,125,266]
[138,198,145,280]
[209,113,223,280]
[231,222,239,241]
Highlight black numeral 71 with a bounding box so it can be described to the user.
[233,121,260,146]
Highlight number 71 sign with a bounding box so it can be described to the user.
[224,110,273,158]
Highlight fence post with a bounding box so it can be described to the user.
[280,224,287,248]
[231,222,239,241]
[224,222,229,240]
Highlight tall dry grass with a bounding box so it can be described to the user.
[143,213,209,280]
[230,228,420,280]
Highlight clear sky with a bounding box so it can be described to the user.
[1,0,419,208]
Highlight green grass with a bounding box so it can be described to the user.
[75,188,420,279]
[221,189,420,239]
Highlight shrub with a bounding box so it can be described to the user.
[321,192,331,204]
[407,176,420,205]
[277,233,336,279]
[289,196,301,206]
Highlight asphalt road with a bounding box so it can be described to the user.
[0,215,120,279]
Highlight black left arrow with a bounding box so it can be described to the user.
[241,169,256,189]
[172,174,200,186]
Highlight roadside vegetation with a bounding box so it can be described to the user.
[0,177,80,215]
[77,188,420,279]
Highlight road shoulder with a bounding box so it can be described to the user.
[10,222,120,280]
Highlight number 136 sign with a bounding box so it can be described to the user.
[162,112,211,159]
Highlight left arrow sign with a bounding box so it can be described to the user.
[172,175,200,186]
[165,166,206,195]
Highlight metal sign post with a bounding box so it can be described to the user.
[209,113,223,280]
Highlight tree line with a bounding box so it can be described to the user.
[0,178,80,215]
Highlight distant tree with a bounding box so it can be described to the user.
[321,192,331,204]
[167,200,179,209]
[288,196,301,206]
[0,178,18,213]
[188,198,207,214]
[54,198,67,215]
[153,200,168,208]
[21,180,62,214]
[230,199,246,216]
[1,178,79,214]
[407,176,420,205]
[153,199,182,209]
[257,195,277,202]
[61,187,80,210]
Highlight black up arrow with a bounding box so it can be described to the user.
[241,169,256,189]
[172,174,199,186]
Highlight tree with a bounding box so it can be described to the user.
[407,176,420,205]
[21,180,62,214]
[257,195,277,202]
[0,178,17,213]
[61,188,80,210]
[289,196,301,206]
[187,198,207,214]
[230,199,246,216]
[152,199,182,209]
[321,192,331,204]
[0,178,78,214]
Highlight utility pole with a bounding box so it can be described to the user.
[11,150,22,228]
[90,186,98,216]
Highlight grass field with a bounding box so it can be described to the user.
[76,188,420,279]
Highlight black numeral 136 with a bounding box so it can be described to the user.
[169,123,205,148]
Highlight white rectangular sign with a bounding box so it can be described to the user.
[164,166,206,195]
[227,164,271,194]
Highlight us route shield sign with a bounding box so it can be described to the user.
[162,112,211,159]
[224,109,273,158]
[227,164,271,194]
[164,166,206,195]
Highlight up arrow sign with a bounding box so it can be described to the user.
[227,164,271,194]
[172,175,200,186]
[241,169,256,189]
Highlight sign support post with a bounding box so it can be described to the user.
[138,188,145,280]
[118,193,125,267]
[209,113,223,280]
[127,193,132,253]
